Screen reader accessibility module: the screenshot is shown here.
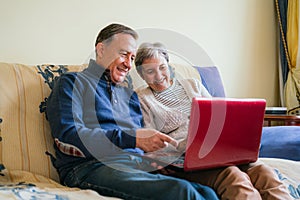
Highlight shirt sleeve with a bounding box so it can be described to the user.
[46,73,137,160]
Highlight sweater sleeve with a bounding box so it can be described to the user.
[137,89,158,130]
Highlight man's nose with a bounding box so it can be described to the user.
[124,57,132,70]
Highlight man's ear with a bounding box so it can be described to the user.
[96,43,104,58]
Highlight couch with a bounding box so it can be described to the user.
[0,62,299,199]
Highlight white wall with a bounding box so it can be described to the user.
[0,0,279,106]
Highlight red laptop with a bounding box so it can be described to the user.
[144,97,266,171]
[183,97,266,171]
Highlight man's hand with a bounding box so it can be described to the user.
[135,128,178,152]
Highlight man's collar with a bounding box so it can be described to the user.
[88,59,106,77]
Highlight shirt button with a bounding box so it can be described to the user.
[113,99,118,104]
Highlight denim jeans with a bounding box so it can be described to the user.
[62,154,219,200]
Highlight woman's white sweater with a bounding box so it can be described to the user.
[136,78,211,146]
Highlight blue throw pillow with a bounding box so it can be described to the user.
[194,66,226,97]
[259,126,300,161]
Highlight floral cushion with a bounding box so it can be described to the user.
[260,158,300,199]
[0,165,118,199]
[0,63,87,181]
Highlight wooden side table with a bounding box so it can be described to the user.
[264,114,300,126]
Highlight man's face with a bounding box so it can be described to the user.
[96,33,137,84]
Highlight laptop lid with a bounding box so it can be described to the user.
[184,97,266,171]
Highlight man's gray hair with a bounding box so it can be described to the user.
[95,23,138,46]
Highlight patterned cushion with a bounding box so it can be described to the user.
[0,166,66,189]
[0,63,87,182]
[0,165,120,199]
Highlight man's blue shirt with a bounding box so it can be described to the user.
[46,59,144,172]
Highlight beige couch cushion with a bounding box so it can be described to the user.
[0,63,87,182]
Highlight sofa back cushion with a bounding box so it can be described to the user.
[0,63,87,181]
[195,66,226,97]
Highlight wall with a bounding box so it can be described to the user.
[0,0,279,106]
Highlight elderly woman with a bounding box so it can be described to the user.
[134,42,291,200]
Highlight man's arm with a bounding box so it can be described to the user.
[46,73,137,159]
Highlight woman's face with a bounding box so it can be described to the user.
[141,56,171,92]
